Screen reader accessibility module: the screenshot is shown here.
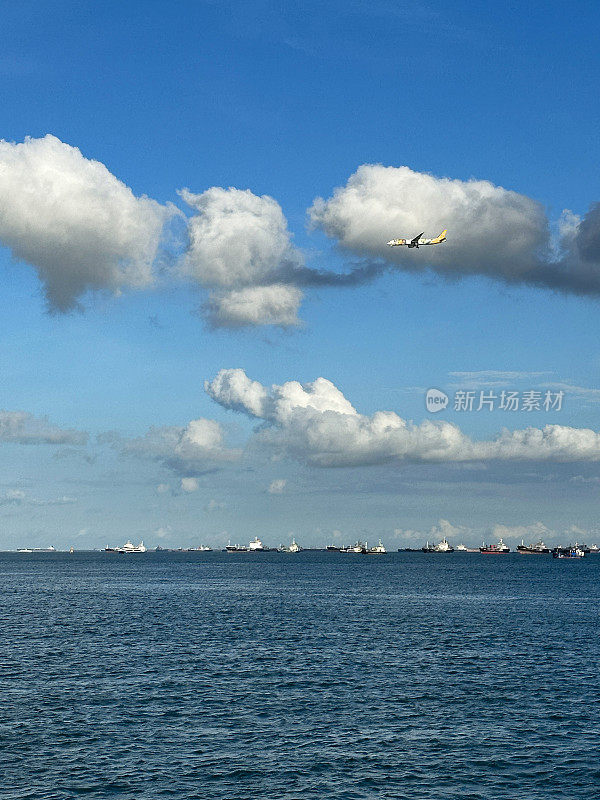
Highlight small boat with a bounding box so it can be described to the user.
[517,538,550,554]
[552,544,586,559]
[480,538,510,554]
[367,539,387,554]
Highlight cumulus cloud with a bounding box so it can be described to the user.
[0,135,174,312]
[180,187,305,326]
[490,521,552,543]
[206,368,600,467]
[117,417,240,475]
[310,164,600,296]
[394,518,472,543]
[268,478,287,494]
[181,477,199,493]
[4,139,600,326]
[204,285,302,328]
[0,410,87,445]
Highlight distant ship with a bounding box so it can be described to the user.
[224,540,247,552]
[517,539,550,554]
[186,545,212,552]
[106,540,147,553]
[248,537,265,551]
[422,537,454,553]
[552,544,586,559]
[367,539,386,554]
[17,546,56,553]
[280,538,301,553]
[480,538,510,554]
[326,544,340,551]
[341,541,367,554]
[456,543,479,552]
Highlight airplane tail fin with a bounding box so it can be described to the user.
[431,229,447,244]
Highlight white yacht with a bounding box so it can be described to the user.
[116,540,147,553]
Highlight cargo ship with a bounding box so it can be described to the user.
[480,538,510,554]
[552,544,586,559]
[422,537,454,553]
[517,538,550,554]
[224,541,247,552]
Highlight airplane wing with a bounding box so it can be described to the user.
[411,232,424,245]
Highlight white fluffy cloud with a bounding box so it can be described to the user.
[394,518,472,543]
[0,410,87,445]
[119,418,240,474]
[310,164,600,295]
[490,521,552,543]
[5,139,600,325]
[180,477,199,493]
[180,187,304,326]
[206,368,600,467]
[0,135,173,311]
[310,164,549,278]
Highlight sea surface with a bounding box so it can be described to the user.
[1,550,598,800]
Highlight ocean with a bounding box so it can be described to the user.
[1,551,598,799]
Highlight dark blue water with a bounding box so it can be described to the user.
[1,551,598,799]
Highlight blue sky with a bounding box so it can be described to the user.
[0,0,599,549]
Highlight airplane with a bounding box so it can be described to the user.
[387,230,447,248]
